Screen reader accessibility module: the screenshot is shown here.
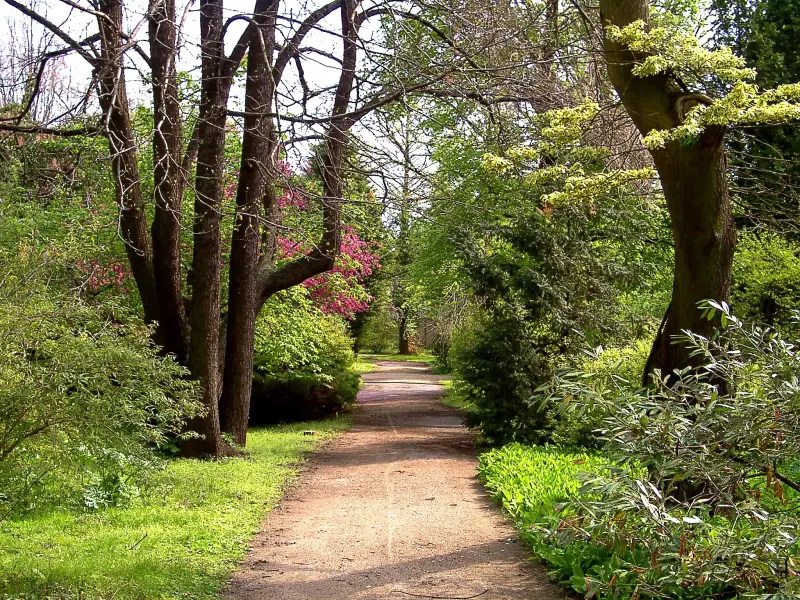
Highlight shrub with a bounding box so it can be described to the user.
[535,302,800,598]
[548,339,651,448]
[251,288,357,422]
[357,299,399,354]
[0,293,202,515]
[449,310,553,445]
[733,231,800,331]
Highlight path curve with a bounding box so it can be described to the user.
[227,361,567,600]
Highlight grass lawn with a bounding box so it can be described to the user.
[439,379,473,411]
[0,418,350,600]
[358,352,435,364]
[351,356,378,375]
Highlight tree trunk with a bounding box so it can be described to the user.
[398,313,411,355]
[219,0,278,446]
[599,0,736,384]
[182,0,229,458]
[395,114,412,356]
[149,0,188,361]
[96,0,159,325]
[643,133,735,383]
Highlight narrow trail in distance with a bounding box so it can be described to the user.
[227,361,567,600]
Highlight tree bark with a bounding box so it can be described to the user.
[398,313,411,355]
[253,0,358,315]
[149,0,188,361]
[181,0,230,458]
[599,0,736,384]
[96,0,159,325]
[219,0,278,446]
[395,116,412,356]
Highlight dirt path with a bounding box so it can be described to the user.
[227,361,567,600]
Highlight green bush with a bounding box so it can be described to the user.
[0,291,202,515]
[733,230,800,331]
[549,339,651,448]
[448,310,554,445]
[252,288,358,421]
[357,300,399,354]
[532,303,800,598]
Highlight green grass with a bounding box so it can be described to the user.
[478,443,607,523]
[0,418,350,600]
[358,352,435,364]
[351,356,378,375]
[440,379,474,411]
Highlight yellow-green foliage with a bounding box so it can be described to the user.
[548,340,651,448]
[478,443,607,522]
[607,20,755,82]
[644,82,800,149]
[579,339,651,391]
[733,231,800,327]
[606,20,800,149]
[481,101,656,208]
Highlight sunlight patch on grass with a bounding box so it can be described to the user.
[440,380,473,411]
[358,352,435,364]
[0,418,350,600]
[351,357,378,375]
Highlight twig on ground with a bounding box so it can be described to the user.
[392,590,489,599]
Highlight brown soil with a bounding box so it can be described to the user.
[226,361,568,600]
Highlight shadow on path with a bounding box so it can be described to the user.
[227,361,568,600]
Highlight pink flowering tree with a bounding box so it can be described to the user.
[219,155,382,320]
[277,227,381,318]
[272,159,382,319]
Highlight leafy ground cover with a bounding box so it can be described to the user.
[478,444,622,597]
[0,419,350,600]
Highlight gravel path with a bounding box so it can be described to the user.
[227,361,568,600]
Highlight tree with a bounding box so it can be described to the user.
[1,0,535,453]
[599,0,737,384]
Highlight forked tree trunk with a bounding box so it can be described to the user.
[218,0,358,444]
[219,0,278,446]
[599,0,736,384]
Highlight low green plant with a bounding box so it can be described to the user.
[535,302,800,598]
[479,443,607,522]
[479,444,620,594]
[252,288,358,420]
